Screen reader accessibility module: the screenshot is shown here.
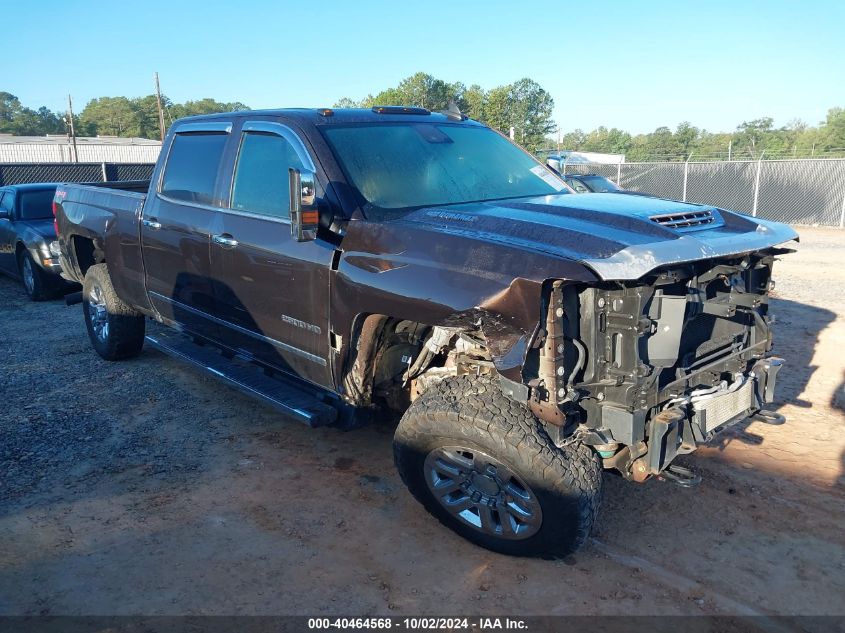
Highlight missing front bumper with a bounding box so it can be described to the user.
[617,357,784,479]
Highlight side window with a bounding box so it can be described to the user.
[231,131,306,220]
[160,132,228,205]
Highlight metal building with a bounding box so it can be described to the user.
[0,134,161,163]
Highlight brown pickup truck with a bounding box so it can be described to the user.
[55,106,797,557]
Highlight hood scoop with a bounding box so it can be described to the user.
[650,209,721,231]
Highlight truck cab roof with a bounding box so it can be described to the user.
[171,107,484,128]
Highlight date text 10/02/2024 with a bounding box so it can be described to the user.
[307,617,528,630]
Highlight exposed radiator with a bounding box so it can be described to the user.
[692,378,757,432]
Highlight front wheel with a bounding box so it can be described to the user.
[82,264,145,360]
[18,250,52,301]
[393,376,602,557]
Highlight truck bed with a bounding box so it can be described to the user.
[54,180,152,310]
[57,181,149,231]
[86,179,151,193]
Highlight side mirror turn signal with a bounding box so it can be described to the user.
[289,168,318,242]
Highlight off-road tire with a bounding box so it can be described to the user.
[393,376,602,557]
[82,263,145,360]
[17,249,53,301]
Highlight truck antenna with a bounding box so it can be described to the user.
[440,101,465,121]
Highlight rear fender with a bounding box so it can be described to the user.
[56,188,149,311]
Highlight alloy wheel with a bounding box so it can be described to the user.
[22,256,35,295]
[87,284,109,342]
[423,446,543,540]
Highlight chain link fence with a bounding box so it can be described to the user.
[0,162,154,186]
[561,158,845,227]
[4,159,844,226]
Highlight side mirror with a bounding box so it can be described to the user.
[289,167,318,242]
[0,210,9,221]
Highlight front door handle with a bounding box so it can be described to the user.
[142,218,162,230]
[212,234,239,248]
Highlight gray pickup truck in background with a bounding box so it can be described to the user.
[54,106,797,557]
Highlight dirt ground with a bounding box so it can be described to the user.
[1,227,843,617]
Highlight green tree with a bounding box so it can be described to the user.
[817,107,845,150]
[170,98,248,120]
[80,97,140,136]
[331,73,556,151]
[482,84,512,134]
[369,72,463,111]
[560,129,587,150]
[581,126,632,155]
[333,96,367,108]
[674,121,699,156]
[478,79,556,152]
[35,107,64,133]
[696,130,734,160]
[507,78,555,152]
[131,94,172,139]
[0,92,24,130]
[0,92,65,135]
[462,84,486,121]
[734,117,774,158]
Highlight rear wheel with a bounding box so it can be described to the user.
[393,376,602,557]
[82,264,145,360]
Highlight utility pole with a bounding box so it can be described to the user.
[154,72,166,142]
[752,151,765,217]
[66,94,79,163]
[682,153,694,202]
[727,139,732,162]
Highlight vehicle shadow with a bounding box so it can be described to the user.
[835,372,845,488]
[6,278,836,516]
[163,268,330,383]
[3,272,845,616]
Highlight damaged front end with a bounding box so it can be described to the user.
[531,249,789,481]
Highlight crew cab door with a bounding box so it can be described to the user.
[141,122,231,341]
[209,121,334,388]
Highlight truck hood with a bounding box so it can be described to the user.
[393,193,798,280]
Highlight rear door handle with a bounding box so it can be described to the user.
[142,218,162,230]
[212,234,239,248]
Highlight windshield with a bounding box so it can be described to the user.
[580,175,620,193]
[322,123,567,216]
[19,189,56,220]
[564,177,591,193]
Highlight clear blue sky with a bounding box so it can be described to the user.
[5,0,844,134]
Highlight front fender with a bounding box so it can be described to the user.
[16,230,53,272]
[331,218,598,384]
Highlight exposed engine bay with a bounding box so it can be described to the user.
[352,248,790,482]
[528,249,788,480]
